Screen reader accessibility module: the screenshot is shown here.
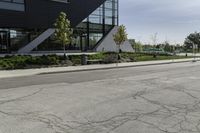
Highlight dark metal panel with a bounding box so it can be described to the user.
[0,0,107,28]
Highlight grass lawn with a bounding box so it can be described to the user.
[135,55,191,62]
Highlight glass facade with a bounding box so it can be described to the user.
[36,0,118,52]
[73,0,119,51]
[0,0,25,11]
[0,29,40,53]
[0,0,118,53]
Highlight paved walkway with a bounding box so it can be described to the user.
[0,52,97,57]
[0,58,199,79]
[177,53,200,57]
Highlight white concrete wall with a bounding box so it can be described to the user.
[96,26,134,52]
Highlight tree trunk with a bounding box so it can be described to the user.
[63,44,66,60]
[116,44,121,67]
[118,44,121,61]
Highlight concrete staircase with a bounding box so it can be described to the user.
[18,28,55,54]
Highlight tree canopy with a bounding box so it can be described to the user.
[54,12,73,48]
[184,32,200,52]
[113,25,128,46]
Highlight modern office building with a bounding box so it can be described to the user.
[0,0,133,54]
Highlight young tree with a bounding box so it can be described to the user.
[150,33,158,45]
[163,41,171,52]
[184,32,200,52]
[54,12,73,58]
[129,39,143,53]
[129,39,136,48]
[113,25,128,54]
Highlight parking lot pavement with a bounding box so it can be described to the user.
[1,62,200,133]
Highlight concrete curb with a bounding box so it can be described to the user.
[0,58,198,79]
[39,59,199,75]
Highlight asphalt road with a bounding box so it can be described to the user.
[1,62,200,133]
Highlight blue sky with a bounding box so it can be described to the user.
[119,0,200,44]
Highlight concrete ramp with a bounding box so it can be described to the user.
[18,28,55,54]
[95,26,134,52]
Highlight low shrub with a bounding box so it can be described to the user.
[88,53,105,60]
[103,53,118,63]
[0,52,190,70]
[0,55,61,70]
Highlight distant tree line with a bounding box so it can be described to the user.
[129,31,200,53]
[129,39,183,53]
[184,32,200,52]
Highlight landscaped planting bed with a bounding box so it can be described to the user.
[0,52,191,70]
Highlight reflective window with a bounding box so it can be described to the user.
[0,0,119,53]
[51,0,70,3]
[17,0,118,51]
[74,0,119,50]
[0,0,25,11]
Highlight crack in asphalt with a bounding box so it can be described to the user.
[0,88,44,117]
[24,85,200,133]
[2,80,200,133]
[1,63,200,133]
[0,88,43,105]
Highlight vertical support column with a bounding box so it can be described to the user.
[117,0,119,26]
[112,0,115,26]
[7,30,11,53]
[103,2,105,35]
[86,17,90,51]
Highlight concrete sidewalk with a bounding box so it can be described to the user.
[0,58,199,79]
